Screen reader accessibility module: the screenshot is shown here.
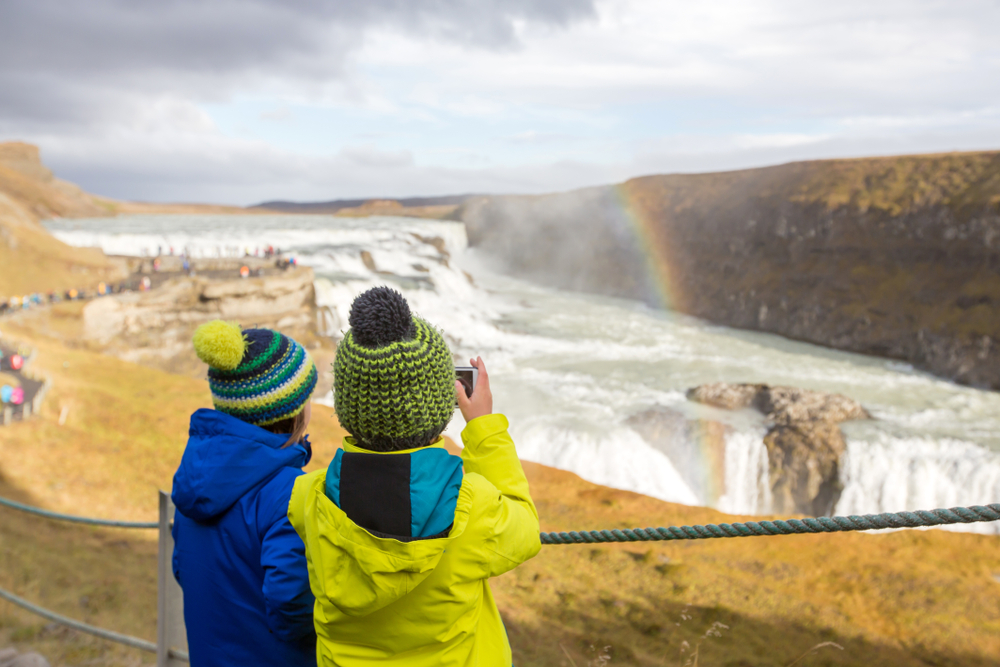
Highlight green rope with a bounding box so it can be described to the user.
[540,503,1000,544]
[0,584,188,662]
[0,495,158,529]
[3,493,998,545]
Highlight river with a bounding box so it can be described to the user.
[46,214,1000,532]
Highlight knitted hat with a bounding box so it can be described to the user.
[192,321,317,426]
[334,287,454,451]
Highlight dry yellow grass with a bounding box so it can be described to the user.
[1,321,998,666]
[0,321,347,666]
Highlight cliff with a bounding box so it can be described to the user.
[456,151,1000,388]
[0,143,127,295]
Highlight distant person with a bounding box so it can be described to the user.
[182,257,191,275]
[172,321,319,667]
[288,287,540,666]
[240,265,250,279]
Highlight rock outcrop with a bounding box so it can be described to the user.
[688,383,870,516]
[0,647,50,667]
[81,263,320,374]
[456,151,1000,389]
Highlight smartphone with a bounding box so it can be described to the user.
[455,366,478,405]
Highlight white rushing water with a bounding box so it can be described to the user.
[46,214,1000,532]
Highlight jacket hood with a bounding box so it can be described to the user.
[172,408,311,521]
[289,469,473,618]
[324,440,463,540]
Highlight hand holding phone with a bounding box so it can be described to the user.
[455,356,492,422]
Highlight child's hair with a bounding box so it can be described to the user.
[334,287,455,452]
[261,408,310,449]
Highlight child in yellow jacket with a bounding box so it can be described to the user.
[289,286,540,667]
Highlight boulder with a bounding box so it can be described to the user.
[0,648,50,667]
[688,383,870,516]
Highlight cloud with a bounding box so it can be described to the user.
[1,0,999,203]
[260,107,293,122]
[0,0,596,125]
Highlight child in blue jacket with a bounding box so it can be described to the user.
[171,321,319,667]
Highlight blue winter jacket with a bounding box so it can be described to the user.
[171,409,317,667]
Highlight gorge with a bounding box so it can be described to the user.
[455,151,1000,390]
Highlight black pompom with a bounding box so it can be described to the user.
[349,286,416,348]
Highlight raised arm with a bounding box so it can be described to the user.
[456,357,540,574]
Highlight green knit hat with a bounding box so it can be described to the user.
[334,287,454,451]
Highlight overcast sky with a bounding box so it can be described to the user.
[2,0,999,205]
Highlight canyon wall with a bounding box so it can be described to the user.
[456,151,1000,388]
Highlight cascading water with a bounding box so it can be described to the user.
[46,214,1000,532]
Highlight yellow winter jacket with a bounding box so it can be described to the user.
[287,414,541,666]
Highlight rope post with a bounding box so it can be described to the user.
[157,491,188,667]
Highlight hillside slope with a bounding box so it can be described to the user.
[0,142,125,296]
[457,151,1000,389]
[0,141,261,298]
[0,320,998,666]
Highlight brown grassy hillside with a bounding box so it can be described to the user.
[0,143,124,296]
[0,141,263,298]
[1,319,998,666]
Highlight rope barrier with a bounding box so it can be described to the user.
[0,585,188,662]
[540,503,1000,544]
[3,493,998,543]
[1,492,997,662]
[0,495,157,529]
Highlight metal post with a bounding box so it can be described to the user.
[157,491,188,666]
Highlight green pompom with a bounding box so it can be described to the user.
[193,320,246,371]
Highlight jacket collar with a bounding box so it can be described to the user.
[341,436,447,455]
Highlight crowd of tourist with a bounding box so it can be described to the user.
[0,280,151,317]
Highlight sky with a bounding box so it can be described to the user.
[1,0,999,205]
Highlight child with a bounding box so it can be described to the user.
[289,286,541,666]
[171,321,319,667]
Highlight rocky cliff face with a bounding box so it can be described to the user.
[456,152,1000,388]
[688,383,870,516]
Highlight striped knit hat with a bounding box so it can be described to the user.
[334,287,454,451]
[192,321,317,426]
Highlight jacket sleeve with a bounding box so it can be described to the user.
[461,413,541,576]
[259,473,316,642]
[171,516,181,586]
